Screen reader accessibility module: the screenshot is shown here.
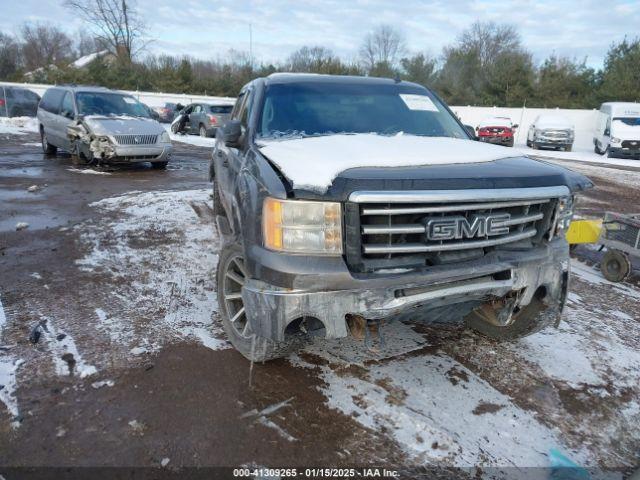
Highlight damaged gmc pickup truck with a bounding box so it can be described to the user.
[211,73,592,361]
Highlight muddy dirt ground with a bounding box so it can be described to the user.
[1,131,639,478]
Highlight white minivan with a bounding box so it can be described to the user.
[594,102,640,159]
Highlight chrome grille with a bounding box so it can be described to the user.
[541,129,570,139]
[113,134,158,145]
[347,187,569,271]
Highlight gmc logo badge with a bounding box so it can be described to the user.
[425,214,510,241]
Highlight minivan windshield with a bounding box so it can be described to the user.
[76,92,149,117]
[257,82,468,139]
[613,117,640,127]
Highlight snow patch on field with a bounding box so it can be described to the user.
[0,116,39,135]
[163,124,217,147]
[39,317,98,378]
[571,259,640,300]
[76,189,228,354]
[0,358,24,427]
[0,294,23,427]
[293,353,585,466]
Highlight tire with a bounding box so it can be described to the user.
[600,249,631,283]
[199,124,208,137]
[41,128,57,155]
[565,145,572,152]
[465,296,550,341]
[216,243,300,362]
[526,139,532,148]
[151,161,168,169]
[531,142,538,150]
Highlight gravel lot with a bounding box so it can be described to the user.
[1,126,639,477]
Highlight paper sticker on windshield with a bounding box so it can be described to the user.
[399,94,438,112]
[123,97,136,104]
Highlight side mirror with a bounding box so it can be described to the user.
[512,124,519,129]
[464,125,477,139]
[223,119,242,148]
[604,129,610,136]
[61,109,74,119]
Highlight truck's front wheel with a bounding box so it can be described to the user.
[216,243,299,361]
[464,296,549,341]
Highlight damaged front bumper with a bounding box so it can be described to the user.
[109,143,173,163]
[242,239,570,341]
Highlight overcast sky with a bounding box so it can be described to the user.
[2,0,638,69]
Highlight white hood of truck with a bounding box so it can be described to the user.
[258,133,516,192]
[611,120,640,140]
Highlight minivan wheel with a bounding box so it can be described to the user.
[216,243,301,362]
[41,129,57,155]
[199,125,208,137]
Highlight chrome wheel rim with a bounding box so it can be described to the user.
[222,254,251,338]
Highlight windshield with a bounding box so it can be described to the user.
[257,82,468,139]
[209,105,232,114]
[613,117,640,127]
[76,92,150,117]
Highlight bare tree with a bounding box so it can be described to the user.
[286,46,338,72]
[457,21,522,68]
[63,0,145,62]
[0,32,22,79]
[75,30,106,57]
[359,25,406,73]
[20,23,73,71]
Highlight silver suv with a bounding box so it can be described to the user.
[37,85,173,169]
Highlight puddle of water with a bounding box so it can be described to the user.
[0,213,65,233]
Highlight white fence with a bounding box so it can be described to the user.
[2,81,599,148]
[451,106,599,150]
[0,81,235,108]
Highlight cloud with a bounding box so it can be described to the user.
[1,0,635,69]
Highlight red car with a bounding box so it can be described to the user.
[476,117,517,147]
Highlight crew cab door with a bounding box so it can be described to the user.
[214,88,253,218]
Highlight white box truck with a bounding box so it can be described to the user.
[594,102,640,159]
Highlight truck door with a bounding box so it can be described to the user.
[215,89,252,218]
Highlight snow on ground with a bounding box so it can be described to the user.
[0,117,39,136]
[75,188,228,356]
[163,124,217,147]
[293,353,587,467]
[0,293,23,428]
[515,143,640,169]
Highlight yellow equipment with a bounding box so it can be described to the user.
[566,219,603,245]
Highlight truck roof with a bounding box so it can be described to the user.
[264,72,424,89]
[601,102,640,117]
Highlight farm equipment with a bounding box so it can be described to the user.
[566,213,639,282]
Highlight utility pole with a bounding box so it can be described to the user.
[249,23,253,67]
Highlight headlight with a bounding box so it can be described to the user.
[159,131,171,143]
[534,129,543,136]
[555,195,575,236]
[263,198,342,255]
[611,137,621,144]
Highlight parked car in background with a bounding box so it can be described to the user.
[171,102,233,137]
[154,102,179,123]
[142,103,161,121]
[1,86,41,117]
[37,85,172,169]
[527,114,574,151]
[594,102,640,159]
[476,117,517,147]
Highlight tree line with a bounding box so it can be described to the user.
[0,0,638,108]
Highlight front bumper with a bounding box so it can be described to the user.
[111,143,173,163]
[534,138,572,148]
[479,136,513,146]
[609,147,640,159]
[242,240,570,341]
